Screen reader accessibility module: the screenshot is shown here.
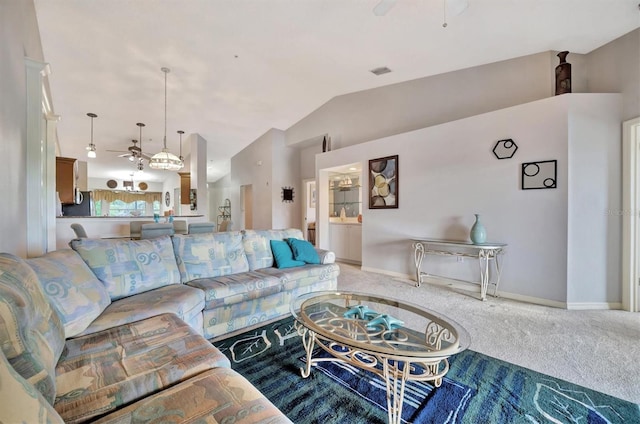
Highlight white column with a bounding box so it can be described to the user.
[190,133,209,219]
[25,58,57,257]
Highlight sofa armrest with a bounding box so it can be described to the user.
[314,248,335,264]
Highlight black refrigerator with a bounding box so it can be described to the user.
[62,191,93,216]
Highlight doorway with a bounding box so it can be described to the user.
[622,117,640,312]
[241,184,253,230]
[302,178,316,244]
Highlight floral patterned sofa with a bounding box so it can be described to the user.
[0,228,337,423]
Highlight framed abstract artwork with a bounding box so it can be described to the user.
[369,155,398,209]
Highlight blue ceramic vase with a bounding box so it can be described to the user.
[470,214,487,244]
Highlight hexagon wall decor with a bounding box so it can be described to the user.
[493,138,518,159]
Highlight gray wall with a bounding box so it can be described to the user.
[0,0,46,256]
[230,128,301,230]
[586,28,640,121]
[316,94,621,307]
[286,51,589,150]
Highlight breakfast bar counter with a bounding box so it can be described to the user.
[56,215,205,249]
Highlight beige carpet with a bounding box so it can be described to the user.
[336,262,640,404]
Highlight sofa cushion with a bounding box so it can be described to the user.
[256,263,341,292]
[76,284,205,337]
[54,313,230,424]
[242,229,305,270]
[172,231,249,282]
[27,249,111,338]
[91,367,292,424]
[0,350,64,424]
[0,253,65,405]
[286,238,321,264]
[70,236,181,300]
[187,271,282,310]
[271,239,305,268]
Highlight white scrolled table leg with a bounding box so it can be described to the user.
[413,242,425,287]
[478,249,490,301]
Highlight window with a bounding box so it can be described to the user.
[92,190,162,217]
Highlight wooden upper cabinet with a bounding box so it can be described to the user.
[56,157,77,204]
[179,172,191,204]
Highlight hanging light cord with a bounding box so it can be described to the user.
[443,0,448,27]
[162,67,170,150]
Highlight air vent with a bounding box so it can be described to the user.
[370,66,392,76]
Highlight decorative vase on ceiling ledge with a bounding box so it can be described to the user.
[555,51,571,95]
[470,214,487,244]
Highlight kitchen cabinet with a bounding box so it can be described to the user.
[56,157,77,205]
[179,172,190,204]
[329,223,362,263]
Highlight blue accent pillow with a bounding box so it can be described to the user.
[270,240,305,269]
[287,238,321,264]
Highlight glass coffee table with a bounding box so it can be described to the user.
[291,291,470,424]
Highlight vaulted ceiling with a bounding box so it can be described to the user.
[34,0,640,183]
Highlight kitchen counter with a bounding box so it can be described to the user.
[57,215,204,218]
[55,215,207,250]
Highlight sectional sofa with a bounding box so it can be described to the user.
[0,228,339,423]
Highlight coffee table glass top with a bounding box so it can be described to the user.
[291,291,470,358]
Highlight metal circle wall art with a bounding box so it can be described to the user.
[521,160,557,190]
[493,139,518,159]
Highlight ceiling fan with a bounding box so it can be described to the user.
[373,0,469,24]
[107,139,152,162]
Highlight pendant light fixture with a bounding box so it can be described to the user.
[136,123,145,170]
[177,130,185,166]
[149,67,183,171]
[86,112,97,158]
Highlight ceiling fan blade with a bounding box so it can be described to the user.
[141,153,152,161]
[106,149,130,154]
[447,0,469,16]
[373,0,396,16]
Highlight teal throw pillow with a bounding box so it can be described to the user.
[270,240,305,269]
[287,238,321,264]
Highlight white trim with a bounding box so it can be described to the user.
[566,302,623,311]
[622,117,640,312]
[25,58,50,258]
[361,265,570,309]
[360,266,413,281]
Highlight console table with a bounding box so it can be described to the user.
[411,238,507,301]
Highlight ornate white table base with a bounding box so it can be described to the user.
[296,320,450,424]
[412,239,507,301]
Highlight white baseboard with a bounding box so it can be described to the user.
[566,302,623,310]
[358,266,577,310]
[360,266,414,282]
[497,291,567,309]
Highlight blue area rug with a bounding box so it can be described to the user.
[215,317,640,423]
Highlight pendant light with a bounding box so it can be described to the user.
[149,67,183,171]
[177,130,185,165]
[136,123,145,170]
[86,113,97,158]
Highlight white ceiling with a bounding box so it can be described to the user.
[34,0,639,184]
